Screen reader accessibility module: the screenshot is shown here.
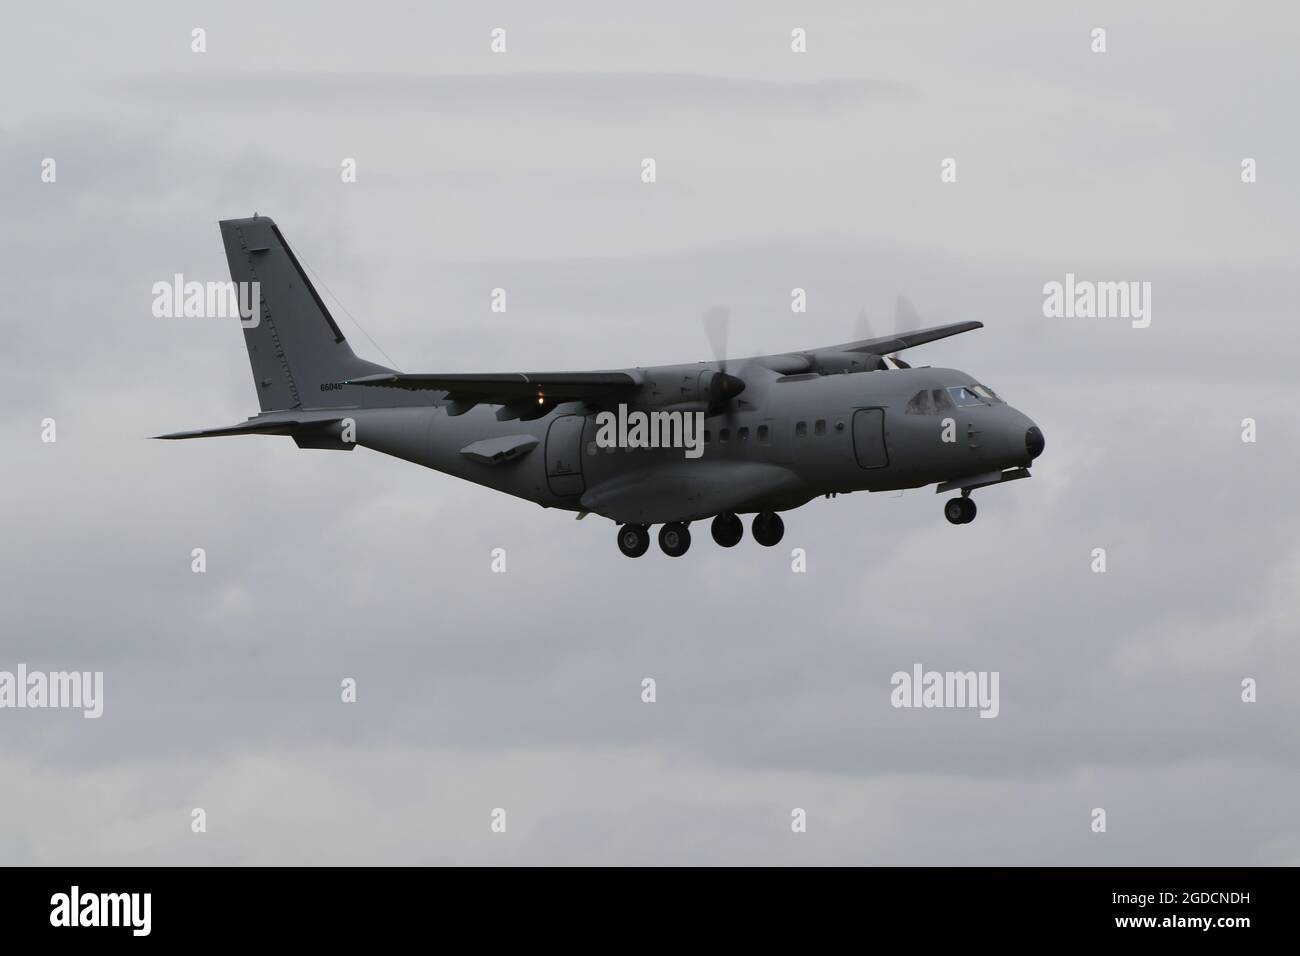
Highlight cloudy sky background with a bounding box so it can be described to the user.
[1,0,1298,864]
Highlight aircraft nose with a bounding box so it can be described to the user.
[1025,425,1045,460]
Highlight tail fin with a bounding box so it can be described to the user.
[220,215,391,411]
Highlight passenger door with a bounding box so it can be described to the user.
[852,408,889,469]
[545,414,586,495]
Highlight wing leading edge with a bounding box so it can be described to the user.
[341,371,639,405]
[817,320,984,357]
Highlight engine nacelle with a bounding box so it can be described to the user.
[806,351,887,374]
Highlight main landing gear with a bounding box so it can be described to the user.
[617,523,651,557]
[616,510,785,556]
[751,511,784,547]
[658,522,691,558]
[711,512,743,548]
[615,522,691,557]
[944,496,977,525]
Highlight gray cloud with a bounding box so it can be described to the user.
[123,72,914,119]
[2,0,1298,865]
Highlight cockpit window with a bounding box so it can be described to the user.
[905,390,934,415]
[947,386,986,407]
[945,384,1004,406]
[932,388,954,411]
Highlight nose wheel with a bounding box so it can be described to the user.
[944,497,977,525]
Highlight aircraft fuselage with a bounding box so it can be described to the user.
[347,363,1041,525]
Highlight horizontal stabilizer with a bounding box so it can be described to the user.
[153,417,339,440]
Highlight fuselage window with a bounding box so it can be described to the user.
[814,419,827,436]
[719,427,730,443]
[757,424,770,443]
[796,421,808,437]
[738,426,749,441]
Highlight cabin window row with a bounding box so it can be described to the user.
[702,420,837,443]
[703,425,767,444]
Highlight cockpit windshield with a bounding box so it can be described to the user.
[907,385,1003,414]
[947,386,984,406]
[947,384,1005,407]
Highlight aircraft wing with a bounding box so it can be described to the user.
[812,320,984,357]
[340,371,639,405]
[337,320,981,405]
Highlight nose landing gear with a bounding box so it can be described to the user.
[944,496,977,525]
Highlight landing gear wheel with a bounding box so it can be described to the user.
[711,512,743,548]
[658,522,691,557]
[944,497,977,525]
[752,511,785,547]
[617,524,650,557]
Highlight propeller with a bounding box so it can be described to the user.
[702,305,746,415]
[855,295,926,369]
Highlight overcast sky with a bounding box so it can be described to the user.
[2,1,1298,864]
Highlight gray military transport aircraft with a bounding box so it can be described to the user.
[159,216,1045,557]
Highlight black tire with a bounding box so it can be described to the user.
[617,524,650,557]
[752,511,785,547]
[960,497,977,524]
[658,522,691,557]
[711,513,743,548]
[945,497,977,524]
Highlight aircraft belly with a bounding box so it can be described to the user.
[580,461,803,525]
